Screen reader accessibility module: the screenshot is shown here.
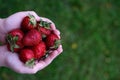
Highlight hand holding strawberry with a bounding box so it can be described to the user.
[0,11,63,74]
[5,13,61,68]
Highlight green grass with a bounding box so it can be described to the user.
[0,0,120,80]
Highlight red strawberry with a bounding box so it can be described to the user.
[7,41,24,53]
[37,20,51,37]
[19,48,35,67]
[23,29,42,46]
[21,14,36,31]
[40,27,51,36]
[6,29,24,52]
[32,41,46,59]
[45,33,60,49]
[8,29,24,41]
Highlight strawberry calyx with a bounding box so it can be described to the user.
[6,34,20,52]
[39,19,51,29]
[28,14,36,27]
[25,58,35,68]
[50,40,61,49]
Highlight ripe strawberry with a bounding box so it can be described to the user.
[21,14,36,31]
[22,29,42,46]
[6,29,24,52]
[19,48,35,67]
[45,33,60,49]
[7,41,24,53]
[8,29,24,41]
[37,20,51,37]
[32,41,46,59]
[40,27,51,36]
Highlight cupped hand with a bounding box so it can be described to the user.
[0,11,63,74]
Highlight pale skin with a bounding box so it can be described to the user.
[0,11,63,74]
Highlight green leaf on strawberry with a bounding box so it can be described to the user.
[6,34,20,52]
[14,44,20,48]
[25,58,35,68]
[39,19,51,29]
[28,14,36,27]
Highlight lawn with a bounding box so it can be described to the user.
[0,0,120,80]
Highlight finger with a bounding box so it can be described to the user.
[39,17,56,30]
[10,11,40,21]
[53,29,61,39]
[21,11,40,21]
[56,45,63,53]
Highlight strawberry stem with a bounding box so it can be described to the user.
[25,58,35,68]
[28,14,36,27]
[39,19,51,29]
[6,34,19,52]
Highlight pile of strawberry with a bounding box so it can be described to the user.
[6,14,61,67]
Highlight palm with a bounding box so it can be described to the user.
[0,11,63,74]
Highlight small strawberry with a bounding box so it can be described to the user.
[19,48,35,67]
[37,20,51,38]
[32,41,46,59]
[22,29,42,46]
[21,14,37,31]
[7,41,24,53]
[6,29,24,52]
[8,29,24,41]
[45,33,60,49]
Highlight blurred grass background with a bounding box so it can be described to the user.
[0,0,120,80]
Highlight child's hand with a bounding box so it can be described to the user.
[0,11,63,74]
